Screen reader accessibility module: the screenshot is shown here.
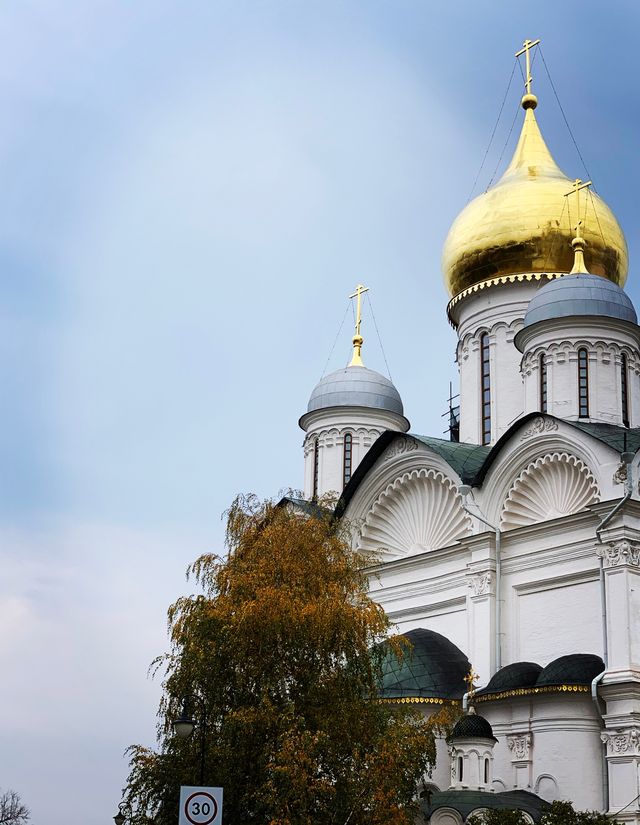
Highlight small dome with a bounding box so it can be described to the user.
[523,273,637,329]
[476,661,542,696]
[306,365,404,416]
[536,653,604,687]
[449,708,497,742]
[442,103,627,299]
[379,628,469,700]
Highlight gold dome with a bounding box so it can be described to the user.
[442,99,628,299]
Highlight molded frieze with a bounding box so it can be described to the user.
[359,468,471,559]
[507,733,532,762]
[383,436,419,461]
[601,727,640,755]
[501,452,599,530]
[596,540,640,568]
[519,417,559,441]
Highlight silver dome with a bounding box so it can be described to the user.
[523,273,637,328]
[306,365,404,416]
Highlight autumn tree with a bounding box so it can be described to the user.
[468,801,621,825]
[124,495,441,825]
[0,790,30,825]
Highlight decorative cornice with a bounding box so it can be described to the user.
[475,684,590,703]
[447,272,562,327]
[507,733,532,761]
[519,417,559,441]
[596,539,640,568]
[601,727,640,756]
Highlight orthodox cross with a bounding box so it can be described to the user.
[515,38,541,95]
[564,178,592,237]
[465,666,479,701]
[349,283,369,339]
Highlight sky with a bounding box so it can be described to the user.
[1,2,639,823]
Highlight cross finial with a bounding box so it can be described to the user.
[465,665,479,702]
[564,179,592,274]
[515,38,541,108]
[348,284,369,367]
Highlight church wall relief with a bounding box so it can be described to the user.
[500,452,599,531]
[358,468,471,559]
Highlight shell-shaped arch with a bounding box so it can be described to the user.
[359,469,471,559]
[501,452,599,531]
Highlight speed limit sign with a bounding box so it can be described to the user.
[178,786,223,825]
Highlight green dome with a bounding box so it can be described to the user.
[379,628,469,700]
[536,654,604,687]
[449,710,497,742]
[476,662,542,697]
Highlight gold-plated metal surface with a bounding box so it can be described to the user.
[349,283,369,366]
[515,38,541,97]
[442,95,628,298]
[564,178,592,274]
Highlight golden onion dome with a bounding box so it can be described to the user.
[442,96,628,299]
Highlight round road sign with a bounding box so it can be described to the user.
[184,790,218,825]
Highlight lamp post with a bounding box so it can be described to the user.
[113,801,132,825]
[173,695,208,786]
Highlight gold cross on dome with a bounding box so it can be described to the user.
[349,283,369,339]
[466,666,479,700]
[564,178,592,237]
[515,38,541,95]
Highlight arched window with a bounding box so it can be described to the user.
[621,353,630,427]
[343,432,353,489]
[578,348,589,418]
[539,354,547,414]
[312,438,320,500]
[480,333,491,445]
[458,756,464,782]
[484,757,490,785]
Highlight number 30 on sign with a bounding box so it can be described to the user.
[178,786,223,825]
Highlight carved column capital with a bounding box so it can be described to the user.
[596,540,640,568]
[507,733,532,762]
[467,570,494,597]
[601,727,640,756]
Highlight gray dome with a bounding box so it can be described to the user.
[523,273,637,329]
[306,365,404,416]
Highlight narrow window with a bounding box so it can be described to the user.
[539,354,547,414]
[458,756,464,782]
[578,348,589,418]
[480,333,491,445]
[484,758,490,785]
[312,438,320,500]
[343,432,353,489]
[621,353,630,427]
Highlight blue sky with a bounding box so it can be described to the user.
[1,2,639,823]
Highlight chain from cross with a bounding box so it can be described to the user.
[515,38,541,95]
[349,284,369,338]
[564,178,592,238]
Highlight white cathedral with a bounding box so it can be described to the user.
[291,49,640,824]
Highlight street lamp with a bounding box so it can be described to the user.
[172,695,207,785]
[113,801,132,825]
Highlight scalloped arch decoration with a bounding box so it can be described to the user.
[501,452,599,531]
[359,469,471,559]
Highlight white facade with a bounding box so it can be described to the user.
[295,62,640,824]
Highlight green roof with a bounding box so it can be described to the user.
[423,789,548,821]
[410,435,490,484]
[380,628,469,700]
[569,421,640,454]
